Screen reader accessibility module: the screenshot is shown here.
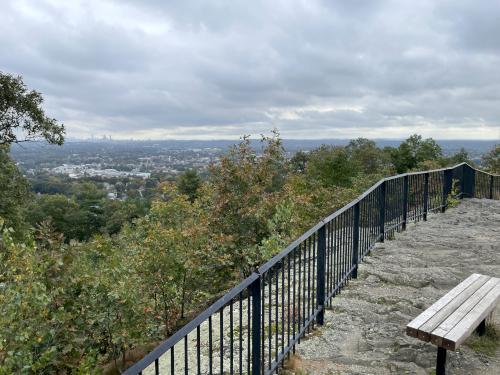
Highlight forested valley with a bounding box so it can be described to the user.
[1,72,499,373]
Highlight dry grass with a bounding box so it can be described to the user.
[282,354,308,375]
[466,322,500,357]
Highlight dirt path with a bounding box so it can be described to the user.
[295,198,500,375]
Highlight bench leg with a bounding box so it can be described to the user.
[475,319,486,336]
[436,347,447,375]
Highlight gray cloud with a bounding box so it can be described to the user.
[0,0,499,139]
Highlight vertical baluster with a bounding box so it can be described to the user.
[275,267,278,363]
[329,222,332,300]
[368,193,372,246]
[339,214,344,285]
[329,221,335,296]
[297,244,301,344]
[209,316,213,375]
[287,254,291,352]
[311,234,315,330]
[281,258,285,354]
[267,272,271,369]
[261,275,265,371]
[334,217,339,292]
[239,294,242,375]
[220,309,224,375]
[230,300,234,375]
[352,203,360,278]
[339,215,343,287]
[302,242,307,333]
[489,175,494,200]
[171,346,175,375]
[304,237,311,330]
[292,249,296,353]
[342,211,349,286]
[423,172,429,221]
[350,209,355,274]
[442,169,452,212]
[325,222,330,304]
[247,288,251,375]
[317,224,326,324]
[380,181,386,241]
[250,277,261,375]
[184,335,188,375]
[402,175,408,230]
[469,165,476,198]
[197,325,201,375]
[363,197,370,258]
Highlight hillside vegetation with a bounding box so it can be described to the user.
[1,72,499,373]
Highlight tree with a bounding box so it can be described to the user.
[0,146,29,236]
[1,72,64,146]
[389,134,443,173]
[176,169,201,202]
[482,144,500,173]
[1,72,65,235]
[70,183,107,239]
[306,145,358,187]
[27,194,80,240]
[208,132,289,276]
[290,150,308,174]
[101,199,148,235]
[124,185,215,331]
[346,138,390,174]
[444,147,473,167]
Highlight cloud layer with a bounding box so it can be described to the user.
[1,0,499,139]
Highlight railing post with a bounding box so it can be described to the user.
[379,181,386,242]
[250,276,261,375]
[402,175,408,230]
[460,164,466,199]
[461,164,476,198]
[316,223,326,325]
[470,168,476,198]
[352,203,360,278]
[442,169,453,212]
[489,175,494,200]
[423,172,429,221]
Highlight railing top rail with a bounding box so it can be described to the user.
[123,161,497,374]
[441,162,498,177]
[325,163,495,222]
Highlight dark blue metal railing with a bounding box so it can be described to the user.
[124,163,499,375]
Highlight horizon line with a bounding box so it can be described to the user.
[62,137,499,142]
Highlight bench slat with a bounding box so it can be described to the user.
[415,275,490,341]
[441,280,500,350]
[406,273,482,339]
[430,277,500,347]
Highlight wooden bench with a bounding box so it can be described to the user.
[406,273,500,375]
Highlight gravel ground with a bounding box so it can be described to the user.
[295,198,500,375]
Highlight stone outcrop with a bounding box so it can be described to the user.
[296,199,500,375]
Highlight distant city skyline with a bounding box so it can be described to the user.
[1,1,500,140]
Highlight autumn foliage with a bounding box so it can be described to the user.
[1,131,490,373]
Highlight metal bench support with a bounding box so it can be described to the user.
[436,346,447,375]
[475,319,486,336]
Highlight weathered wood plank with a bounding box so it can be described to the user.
[416,275,490,341]
[430,277,500,347]
[406,273,482,339]
[441,281,500,350]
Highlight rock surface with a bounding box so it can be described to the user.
[295,198,500,375]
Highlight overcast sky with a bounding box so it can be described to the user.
[1,0,499,140]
